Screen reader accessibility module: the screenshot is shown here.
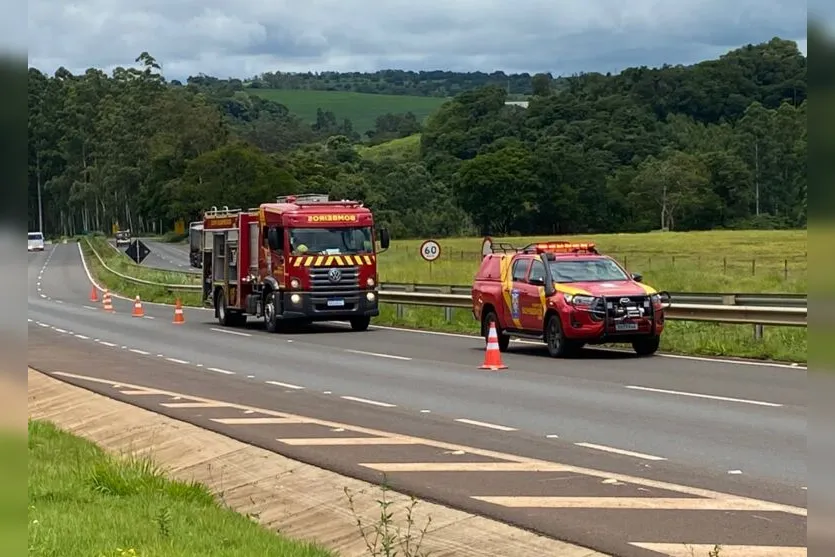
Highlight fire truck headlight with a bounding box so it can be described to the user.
[366,292,376,302]
[366,277,375,287]
[290,294,302,305]
[290,278,301,289]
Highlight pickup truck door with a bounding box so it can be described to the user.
[518,257,547,331]
[504,257,532,330]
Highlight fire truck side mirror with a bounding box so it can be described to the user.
[267,227,281,251]
[378,228,390,251]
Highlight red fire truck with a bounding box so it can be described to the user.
[197,194,390,332]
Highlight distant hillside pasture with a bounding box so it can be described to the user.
[357,133,422,161]
[247,89,449,135]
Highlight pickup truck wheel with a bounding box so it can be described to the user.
[632,335,660,356]
[544,314,570,358]
[350,316,371,331]
[482,311,510,352]
[264,291,280,333]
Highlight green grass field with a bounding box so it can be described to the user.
[82,230,807,363]
[248,89,448,135]
[379,230,808,293]
[357,133,422,161]
[28,419,332,557]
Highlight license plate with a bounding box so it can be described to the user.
[615,322,638,331]
[327,299,345,307]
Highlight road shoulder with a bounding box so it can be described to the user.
[27,367,606,557]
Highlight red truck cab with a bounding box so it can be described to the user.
[472,239,670,357]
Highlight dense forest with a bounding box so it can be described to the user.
[28,37,807,239]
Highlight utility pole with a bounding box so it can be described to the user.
[36,152,44,232]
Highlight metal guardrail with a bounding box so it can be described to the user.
[86,238,806,328]
[87,238,202,292]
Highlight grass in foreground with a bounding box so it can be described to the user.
[28,419,333,557]
[379,230,807,293]
[248,89,448,135]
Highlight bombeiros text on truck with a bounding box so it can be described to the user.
[192,194,390,332]
[471,238,671,358]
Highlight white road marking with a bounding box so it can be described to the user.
[265,380,304,390]
[420,409,431,413]
[728,469,743,474]
[98,341,117,347]
[575,442,667,461]
[340,395,397,408]
[211,327,251,337]
[53,328,67,333]
[625,385,783,407]
[206,367,235,375]
[344,349,412,361]
[83,306,96,310]
[74,334,90,340]
[165,357,189,365]
[363,323,806,370]
[546,434,560,439]
[454,418,517,432]
[129,349,150,355]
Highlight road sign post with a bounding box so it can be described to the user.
[419,239,441,279]
[126,239,151,265]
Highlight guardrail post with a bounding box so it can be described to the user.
[398,284,416,319]
[441,285,453,322]
[753,324,764,340]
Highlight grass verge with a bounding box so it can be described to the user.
[28,419,333,557]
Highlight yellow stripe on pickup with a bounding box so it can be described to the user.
[292,254,375,267]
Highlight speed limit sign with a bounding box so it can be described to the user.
[419,239,441,262]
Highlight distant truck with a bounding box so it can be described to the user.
[471,239,670,357]
[197,194,390,332]
[188,221,203,268]
[28,231,45,251]
[115,229,131,247]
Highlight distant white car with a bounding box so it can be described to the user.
[28,231,45,251]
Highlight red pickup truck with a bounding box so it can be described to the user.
[471,240,670,358]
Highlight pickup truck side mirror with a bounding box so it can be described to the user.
[631,272,643,282]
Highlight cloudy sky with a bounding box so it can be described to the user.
[26,0,810,81]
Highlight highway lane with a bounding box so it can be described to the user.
[28,244,807,556]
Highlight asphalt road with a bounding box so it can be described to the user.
[28,243,807,557]
[108,237,198,273]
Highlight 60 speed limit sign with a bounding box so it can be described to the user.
[419,239,441,262]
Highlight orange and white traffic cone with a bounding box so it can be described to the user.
[102,289,114,312]
[172,298,185,325]
[89,284,99,302]
[479,321,507,370]
[132,295,144,317]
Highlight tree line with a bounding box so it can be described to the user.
[28,37,806,240]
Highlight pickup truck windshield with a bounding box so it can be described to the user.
[549,258,629,283]
[289,226,373,256]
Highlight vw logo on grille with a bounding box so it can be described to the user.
[328,268,342,283]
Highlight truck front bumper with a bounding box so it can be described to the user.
[279,290,379,321]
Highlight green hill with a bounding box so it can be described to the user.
[247,89,449,135]
[357,134,422,161]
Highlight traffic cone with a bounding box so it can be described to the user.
[89,284,98,302]
[172,298,185,325]
[479,321,507,370]
[132,295,144,317]
[102,290,114,312]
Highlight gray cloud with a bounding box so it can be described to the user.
[27,0,807,81]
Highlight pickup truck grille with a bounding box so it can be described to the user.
[309,266,360,293]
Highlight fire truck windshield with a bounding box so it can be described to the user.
[547,257,629,283]
[289,226,373,256]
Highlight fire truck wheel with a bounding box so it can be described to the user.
[632,335,660,356]
[349,316,371,332]
[263,291,281,333]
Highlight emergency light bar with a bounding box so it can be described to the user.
[525,242,598,254]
